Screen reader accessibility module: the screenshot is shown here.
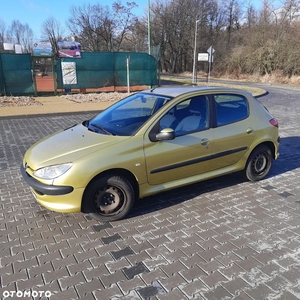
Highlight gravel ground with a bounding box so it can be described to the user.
[0,96,42,107]
[0,92,132,107]
[61,92,132,103]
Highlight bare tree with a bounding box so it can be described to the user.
[148,0,228,73]
[7,20,33,53]
[20,24,34,53]
[122,17,147,52]
[259,0,274,25]
[0,18,6,52]
[67,4,106,52]
[41,17,65,55]
[223,0,242,43]
[67,1,137,52]
[112,1,138,51]
[245,2,258,27]
[282,0,300,23]
[9,20,23,44]
[150,0,198,73]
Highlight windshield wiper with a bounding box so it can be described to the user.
[90,123,113,135]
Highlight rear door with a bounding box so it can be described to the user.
[209,93,257,170]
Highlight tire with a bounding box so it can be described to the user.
[82,173,135,222]
[243,145,272,182]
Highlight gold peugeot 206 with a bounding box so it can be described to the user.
[21,87,280,221]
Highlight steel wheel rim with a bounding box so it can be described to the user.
[93,185,125,215]
[252,152,268,175]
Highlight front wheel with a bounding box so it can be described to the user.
[82,173,135,222]
[243,145,272,181]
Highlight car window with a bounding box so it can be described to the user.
[214,94,248,126]
[159,95,209,135]
[111,95,157,120]
[88,93,172,136]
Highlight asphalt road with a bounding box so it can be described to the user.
[1,84,300,300]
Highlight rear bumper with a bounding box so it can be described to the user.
[275,136,280,159]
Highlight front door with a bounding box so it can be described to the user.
[144,95,212,185]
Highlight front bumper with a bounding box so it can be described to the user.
[20,164,83,213]
[20,164,73,195]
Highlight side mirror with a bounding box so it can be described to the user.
[156,128,175,141]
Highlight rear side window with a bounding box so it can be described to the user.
[214,94,248,126]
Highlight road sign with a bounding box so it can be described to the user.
[207,46,215,55]
[198,53,209,61]
[207,46,215,63]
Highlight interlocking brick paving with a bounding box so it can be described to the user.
[1,85,300,299]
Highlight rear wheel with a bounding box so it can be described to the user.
[243,145,272,181]
[83,173,135,222]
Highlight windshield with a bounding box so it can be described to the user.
[85,92,172,136]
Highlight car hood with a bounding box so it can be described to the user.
[25,124,130,169]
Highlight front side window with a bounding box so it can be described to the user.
[87,93,172,136]
[159,95,209,135]
[214,94,248,126]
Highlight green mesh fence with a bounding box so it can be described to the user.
[56,52,158,89]
[0,57,4,95]
[0,53,35,95]
[0,52,158,95]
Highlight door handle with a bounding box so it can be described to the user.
[200,138,209,147]
[247,127,254,134]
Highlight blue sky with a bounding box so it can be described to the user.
[0,0,149,40]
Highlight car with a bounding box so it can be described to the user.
[21,86,280,222]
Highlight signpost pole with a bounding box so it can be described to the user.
[208,57,211,83]
[192,20,200,85]
[207,46,215,83]
[126,56,130,94]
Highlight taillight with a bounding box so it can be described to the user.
[269,118,278,128]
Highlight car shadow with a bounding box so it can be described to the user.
[268,136,300,178]
[128,172,244,220]
[127,136,300,219]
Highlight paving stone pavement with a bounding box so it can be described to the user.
[1,85,300,299]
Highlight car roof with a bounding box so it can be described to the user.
[141,86,251,98]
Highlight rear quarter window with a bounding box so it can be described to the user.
[214,94,249,126]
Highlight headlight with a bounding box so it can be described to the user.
[34,163,73,180]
